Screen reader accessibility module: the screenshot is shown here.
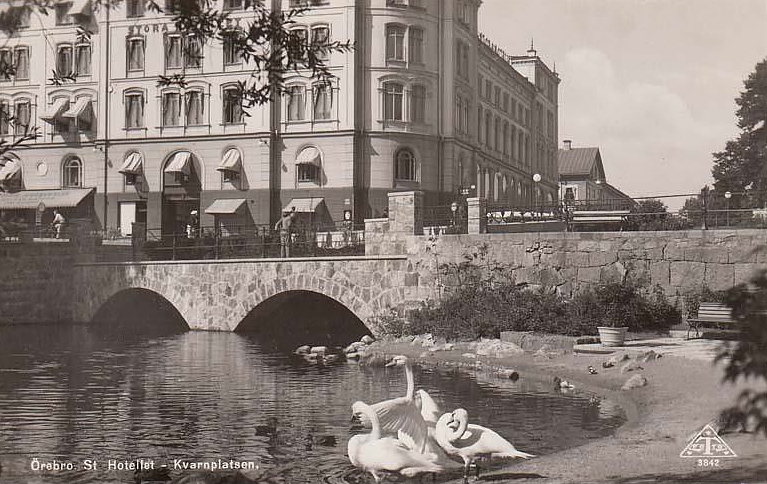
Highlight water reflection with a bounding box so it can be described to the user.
[0,326,625,483]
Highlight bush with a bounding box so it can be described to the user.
[375,254,681,341]
[683,284,728,318]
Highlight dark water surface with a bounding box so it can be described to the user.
[0,326,626,483]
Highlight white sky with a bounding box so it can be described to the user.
[479,0,767,203]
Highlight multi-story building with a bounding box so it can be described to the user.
[558,139,633,205]
[0,0,559,236]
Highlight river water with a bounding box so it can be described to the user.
[0,326,626,484]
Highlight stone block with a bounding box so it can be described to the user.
[704,263,735,291]
[578,266,601,283]
[649,261,671,285]
[670,261,705,288]
[600,261,627,283]
[664,246,685,261]
[734,264,758,285]
[589,251,618,267]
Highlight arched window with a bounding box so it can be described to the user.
[63,157,82,188]
[395,148,416,181]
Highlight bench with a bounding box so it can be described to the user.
[570,210,630,225]
[686,302,735,339]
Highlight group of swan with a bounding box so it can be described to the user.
[348,355,533,482]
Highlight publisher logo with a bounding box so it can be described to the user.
[680,424,737,458]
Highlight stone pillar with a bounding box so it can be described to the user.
[467,197,487,234]
[387,191,424,236]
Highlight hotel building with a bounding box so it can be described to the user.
[0,0,559,236]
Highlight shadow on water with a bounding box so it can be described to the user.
[90,288,189,341]
[234,290,370,351]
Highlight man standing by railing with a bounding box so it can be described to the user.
[52,209,66,239]
[275,207,296,257]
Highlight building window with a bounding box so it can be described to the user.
[162,92,181,126]
[63,157,82,188]
[75,42,91,76]
[55,2,73,25]
[165,34,182,68]
[386,25,405,61]
[297,163,319,183]
[222,86,243,124]
[502,93,509,112]
[0,49,11,81]
[185,90,205,126]
[494,86,500,106]
[494,117,501,151]
[311,25,330,61]
[484,80,491,100]
[125,91,144,128]
[502,121,509,154]
[383,82,403,121]
[185,35,202,68]
[287,85,305,121]
[485,112,492,149]
[127,37,145,71]
[408,27,424,64]
[477,106,482,143]
[395,149,416,181]
[0,101,10,135]
[313,84,332,120]
[13,100,31,136]
[223,33,241,65]
[57,44,73,76]
[288,27,308,63]
[410,85,426,123]
[126,0,145,17]
[222,0,243,10]
[14,47,29,80]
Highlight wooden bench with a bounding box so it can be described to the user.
[686,302,735,339]
[570,210,630,225]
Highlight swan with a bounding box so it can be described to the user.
[348,401,444,482]
[359,355,429,452]
[435,408,534,479]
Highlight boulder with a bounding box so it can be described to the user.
[295,345,311,355]
[310,346,328,355]
[470,339,524,358]
[346,352,360,360]
[621,374,648,390]
[497,369,520,381]
[534,344,566,359]
[621,360,643,374]
[462,353,477,359]
[608,353,631,366]
[637,350,660,363]
[361,335,374,345]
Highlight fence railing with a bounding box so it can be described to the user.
[421,205,469,235]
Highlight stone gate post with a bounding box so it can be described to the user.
[467,197,487,234]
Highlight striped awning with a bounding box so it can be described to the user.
[41,98,69,123]
[205,198,247,215]
[118,152,143,175]
[0,188,93,210]
[164,151,191,175]
[0,159,20,182]
[216,148,241,173]
[295,146,321,166]
[282,197,325,213]
[68,0,91,16]
[62,98,91,121]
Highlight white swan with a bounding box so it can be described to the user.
[348,401,444,482]
[416,388,443,423]
[360,355,429,452]
[435,408,534,478]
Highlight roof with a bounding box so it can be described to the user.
[0,188,94,210]
[602,183,634,203]
[205,198,247,215]
[283,197,325,213]
[558,147,601,176]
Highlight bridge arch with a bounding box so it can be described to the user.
[90,288,189,335]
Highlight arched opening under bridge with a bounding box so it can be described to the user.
[90,288,189,338]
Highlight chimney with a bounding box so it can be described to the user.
[563,139,572,150]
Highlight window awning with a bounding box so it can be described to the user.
[295,146,321,166]
[0,159,20,182]
[205,198,247,215]
[216,148,241,173]
[40,98,69,123]
[282,197,325,213]
[164,151,191,175]
[68,0,91,16]
[0,188,93,210]
[118,152,143,175]
[62,98,91,121]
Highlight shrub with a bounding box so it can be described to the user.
[683,284,727,318]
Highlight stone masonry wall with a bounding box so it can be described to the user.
[0,243,77,324]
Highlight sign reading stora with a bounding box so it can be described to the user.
[680,424,737,459]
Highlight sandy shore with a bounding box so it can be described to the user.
[366,339,767,484]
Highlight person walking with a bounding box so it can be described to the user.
[52,209,66,239]
[275,208,296,257]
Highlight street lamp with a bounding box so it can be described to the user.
[532,173,541,216]
[724,191,732,227]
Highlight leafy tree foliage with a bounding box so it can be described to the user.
[712,58,767,206]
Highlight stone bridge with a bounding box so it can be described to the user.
[72,255,429,334]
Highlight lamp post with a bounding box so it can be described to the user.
[532,173,541,216]
[724,191,732,227]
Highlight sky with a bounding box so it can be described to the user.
[479,0,767,205]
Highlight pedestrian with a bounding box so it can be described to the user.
[187,210,198,239]
[51,209,66,239]
[274,208,296,257]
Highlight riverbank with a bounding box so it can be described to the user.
[364,337,767,484]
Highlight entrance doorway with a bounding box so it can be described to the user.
[161,151,201,237]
